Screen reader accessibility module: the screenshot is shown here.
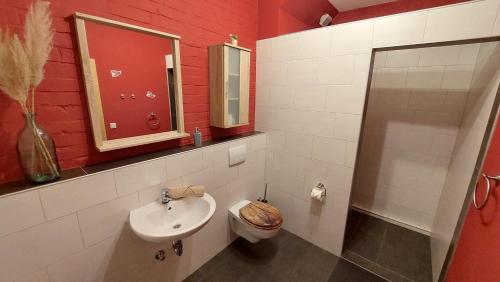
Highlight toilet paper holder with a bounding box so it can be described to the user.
[315,182,326,196]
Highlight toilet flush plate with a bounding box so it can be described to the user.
[229,145,247,166]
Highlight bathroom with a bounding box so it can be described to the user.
[0,0,500,281]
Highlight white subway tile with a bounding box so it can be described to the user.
[287,59,318,85]
[256,85,270,107]
[376,89,410,109]
[458,43,481,65]
[46,235,117,282]
[183,167,217,191]
[0,215,83,281]
[77,193,139,247]
[114,159,166,196]
[373,67,407,89]
[226,178,248,208]
[266,130,286,150]
[271,34,301,61]
[408,90,446,111]
[256,39,272,63]
[213,164,237,189]
[386,49,420,67]
[431,134,457,157]
[330,20,374,56]
[0,191,45,237]
[326,85,365,114]
[202,142,229,168]
[302,111,336,138]
[441,65,475,91]
[311,137,346,165]
[373,12,428,48]
[334,114,362,142]
[269,86,295,108]
[316,55,356,85]
[267,170,304,199]
[260,62,288,85]
[39,172,117,220]
[494,4,500,35]
[353,53,372,86]
[284,132,314,157]
[419,45,460,66]
[294,85,327,111]
[166,149,203,180]
[406,66,445,89]
[271,109,303,132]
[424,0,499,43]
[271,150,299,176]
[248,134,267,152]
[298,27,332,59]
[345,142,358,168]
[138,177,182,205]
[255,106,273,131]
[373,51,387,69]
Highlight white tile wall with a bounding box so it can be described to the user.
[0,191,45,237]
[39,172,117,220]
[0,134,267,282]
[372,12,428,48]
[256,0,500,274]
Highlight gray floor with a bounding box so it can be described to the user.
[343,210,432,282]
[185,229,385,282]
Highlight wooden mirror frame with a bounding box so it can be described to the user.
[74,12,188,152]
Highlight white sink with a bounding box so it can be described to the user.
[129,193,216,243]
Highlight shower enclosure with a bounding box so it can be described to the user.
[344,39,500,282]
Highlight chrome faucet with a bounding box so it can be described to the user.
[159,189,172,205]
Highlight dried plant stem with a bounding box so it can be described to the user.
[30,87,35,113]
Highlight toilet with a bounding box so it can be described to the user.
[228,200,283,243]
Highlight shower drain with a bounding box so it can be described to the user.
[173,223,181,229]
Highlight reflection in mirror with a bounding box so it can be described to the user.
[85,21,177,140]
[74,13,187,152]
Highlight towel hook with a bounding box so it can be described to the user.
[473,173,500,210]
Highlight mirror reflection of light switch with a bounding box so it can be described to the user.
[110,122,117,129]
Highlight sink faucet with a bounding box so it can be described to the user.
[159,189,172,205]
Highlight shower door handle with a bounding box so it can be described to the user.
[473,173,500,210]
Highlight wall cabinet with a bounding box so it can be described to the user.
[209,43,251,128]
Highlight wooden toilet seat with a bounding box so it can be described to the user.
[239,201,283,230]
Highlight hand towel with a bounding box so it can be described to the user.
[167,185,205,199]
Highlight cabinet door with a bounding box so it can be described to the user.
[238,50,250,125]
[226,46,241,126]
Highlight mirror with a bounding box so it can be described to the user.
[74,13,188,152]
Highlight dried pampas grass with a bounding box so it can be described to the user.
[0,0,54,113]
[24,0,53,88]
[0,1,58,177]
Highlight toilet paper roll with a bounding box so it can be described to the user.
[311,187,326,202]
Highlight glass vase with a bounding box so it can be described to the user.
[17,113,60,183]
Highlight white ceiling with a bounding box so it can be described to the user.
[328,0,397,12]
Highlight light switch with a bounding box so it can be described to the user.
[110,122,117,129]
[229,145,247,166]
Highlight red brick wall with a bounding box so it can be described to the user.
[0,0,258,184]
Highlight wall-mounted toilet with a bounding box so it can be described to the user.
[229,200,283,243]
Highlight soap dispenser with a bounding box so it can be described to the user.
[194,127,202,147]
